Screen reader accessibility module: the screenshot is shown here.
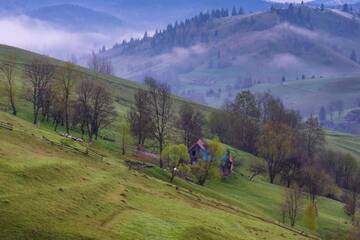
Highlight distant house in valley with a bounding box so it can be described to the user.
[188,139,234,176]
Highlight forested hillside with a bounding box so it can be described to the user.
[102,5,360,108]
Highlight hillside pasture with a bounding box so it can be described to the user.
[0,112,317,240]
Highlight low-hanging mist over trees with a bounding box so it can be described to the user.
[88,51,114,75]
[101,3,360,113]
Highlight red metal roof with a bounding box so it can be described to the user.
[196,139,207,150]
[189,139,208,151]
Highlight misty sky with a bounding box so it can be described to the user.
[268,0,312,2]
[0,0,331,61]
[0,15,142,62]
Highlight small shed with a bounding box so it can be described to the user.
[188,139,234,176]
[189,139,209,164]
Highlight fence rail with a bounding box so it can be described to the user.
[42,136,104,161]
[0,121,13,131]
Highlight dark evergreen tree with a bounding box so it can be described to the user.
[143,32,148,40]
[239,7,245,15]
[350,49,358,63]
[288,3,294,12]
[271,5,276,12]
[319,106,327,123]
[232,6,237,16]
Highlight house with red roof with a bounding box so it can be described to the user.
[188,139,234,176]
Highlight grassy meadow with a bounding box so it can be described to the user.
[325,131,360,159]
[0,112,319,240]
[250,76,360,116]
[0,44,359,240]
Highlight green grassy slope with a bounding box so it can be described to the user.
[326,130,360,159]
[0,44,357,240]
[0,112,317,240]
[144,144,354,240]
[249,76,360,117]
[206,172,350,240]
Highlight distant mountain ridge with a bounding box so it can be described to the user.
[26,4,124,32]
[0,0,273,29]
[312,0,360,5]
[101,5,360,107]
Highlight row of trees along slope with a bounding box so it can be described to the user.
[0,51,217,187]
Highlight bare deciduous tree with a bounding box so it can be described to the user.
[145,77,173,168]
[56,62,78,133]
[24,59,55,124]
[282,184,302,227]
[128,89,153,150]
[248,159,267,181]
[302,116,324,160]
[0,57,17,115]
[120,122,130,155]
[87,52,114,75]
[76,78,115,143]
[301,164,335,204]
[40,82,55,121]
[177,103,205,148]
[257,123,295,184]
[344,171,360,223]
[50,87,64,132]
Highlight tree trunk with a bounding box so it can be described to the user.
[9,93,16,116]
[170,170,176,183]
[268,163,276,184]
[5,71,17,116]
[286,179,291,188]
[198,177,206,186]
[159,139,164,168]
[351,192,357,223]
[95,130,98,140]
[33,108,39,125]
[80,122,85,138]
[65,103,69,134]
[54,120,59,131]
[87,124,93,144]
[122,131,126,155]
[269,172,275,184]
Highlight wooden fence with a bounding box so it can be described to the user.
[125,160,155,170]
[0,118,103,160]
[42,136,104,161]
[0,121,13,131]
